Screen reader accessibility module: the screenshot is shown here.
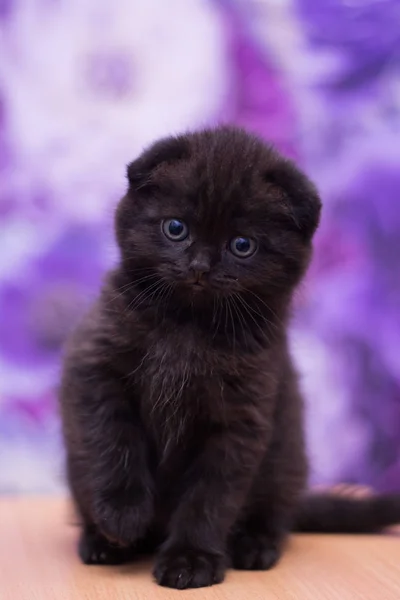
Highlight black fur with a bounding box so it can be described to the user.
[294,493,400,533]
[59,126,400,590]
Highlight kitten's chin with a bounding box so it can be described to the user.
[188,286,209,305]
[177,282,214,306]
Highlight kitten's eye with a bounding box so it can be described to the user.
[162,218,189,241]
[229,236,257,258]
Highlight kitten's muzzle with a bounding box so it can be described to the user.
[187,253,210,288]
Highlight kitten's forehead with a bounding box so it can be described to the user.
[152,128,284,226]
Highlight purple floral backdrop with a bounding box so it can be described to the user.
[1,0,399,493]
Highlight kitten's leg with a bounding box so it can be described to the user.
[61,360,154,553]
[66,457,129,565]
[153,418,270,589]
[230,374,307,571]
[229,460,304,572]
[78,524,134,565]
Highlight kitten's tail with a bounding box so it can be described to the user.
[293,493,400,533]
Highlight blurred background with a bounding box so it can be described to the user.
[0,0,399,493]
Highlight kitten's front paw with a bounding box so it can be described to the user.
[230,531,281,570]
[153,547,226,589]
[79,528,131,565]
[93,490,153,547]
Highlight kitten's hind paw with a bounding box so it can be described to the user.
[78,527,131,565]
[230,531,281,571]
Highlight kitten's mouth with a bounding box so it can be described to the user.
[191,280,207,292]
[186,272,209,291]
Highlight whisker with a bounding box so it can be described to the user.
[234,294,271,346]
[125,279,164,312]
[231,294,248,347]
[212,296,223,339]
[107,273,160,304]
[226,297,236,351]
[126,349,152,379]
[239,300,277,339]
[242,288,283,330]
[224,296,229,334]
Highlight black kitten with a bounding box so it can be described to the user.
[60,126,400,589]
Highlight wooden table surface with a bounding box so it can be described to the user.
[1,498,400,600]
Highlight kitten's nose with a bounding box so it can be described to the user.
[189,254,210,284]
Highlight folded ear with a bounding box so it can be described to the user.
[127,135,190,191]
[265,159,322,240]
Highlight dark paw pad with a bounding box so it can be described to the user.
[230,532,281,570]
[153,548,225,589]
[79,529,130,565]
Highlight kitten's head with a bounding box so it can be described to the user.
[115,126,321,316]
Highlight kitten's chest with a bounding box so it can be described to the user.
[133,331,224,442]
[139,333,214,406]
